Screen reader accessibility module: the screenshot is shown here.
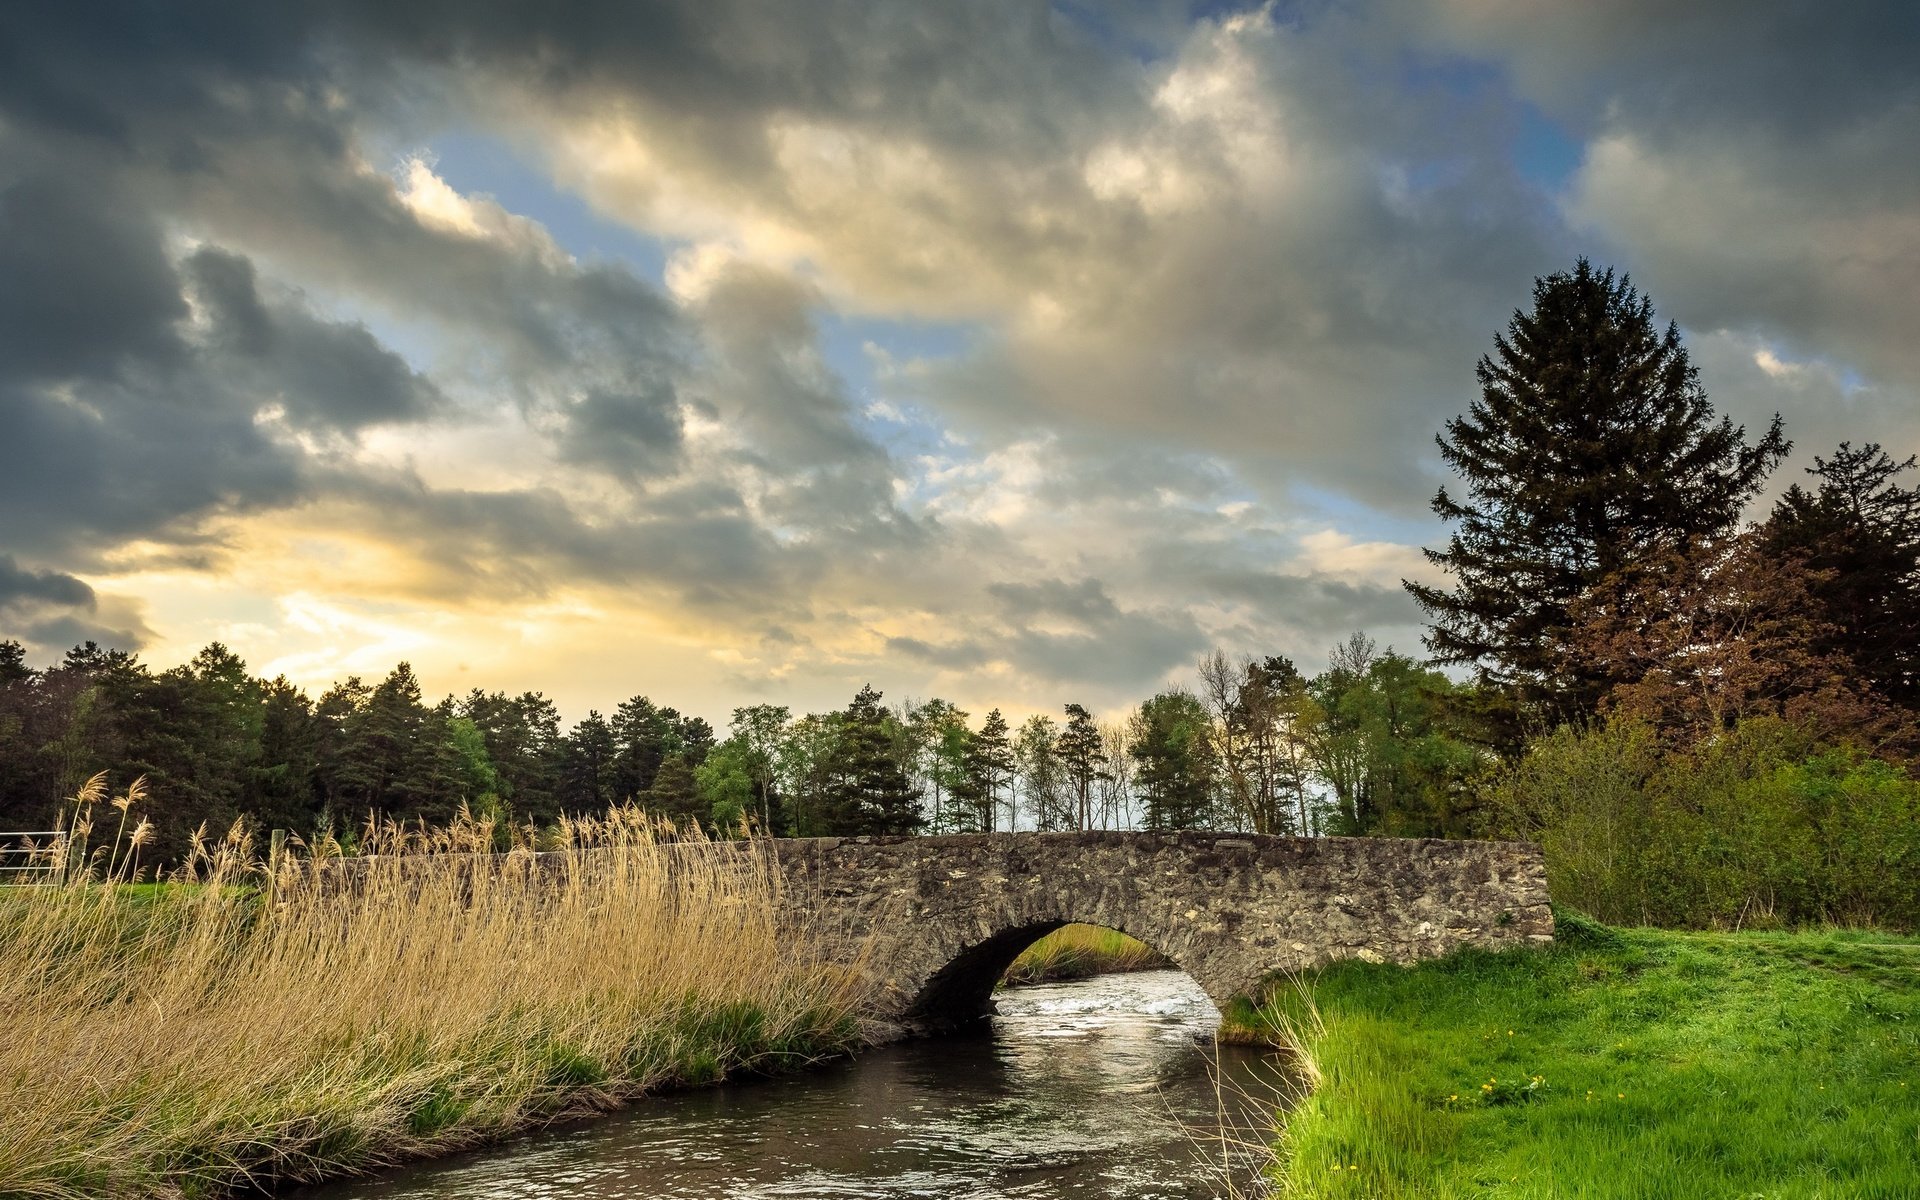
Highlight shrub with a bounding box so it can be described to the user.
[1491,718,1920,929]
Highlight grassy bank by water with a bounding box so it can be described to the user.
[0,810,863,1200]
[1259,915,1920,1198]
[1002,923,1169,985]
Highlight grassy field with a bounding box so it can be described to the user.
[1257,913,1920,1198]
[0,807,863,1200]
[1002,923,1170,985]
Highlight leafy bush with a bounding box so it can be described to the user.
[1492,718,1920,929]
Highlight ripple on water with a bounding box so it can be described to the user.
[288,969,1293,1200]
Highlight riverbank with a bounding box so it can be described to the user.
[1002,923,1170,985]
[1260,914,1920,1197]
[0,814,862,1200]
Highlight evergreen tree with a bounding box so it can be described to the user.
[1762,443,1920,711]
[643,751,703,829]
[313,675,369,821]
[247,676,320,838]
[1407,260,1788,723]
[557,710,615,812]
[610,696,671,801]
[323,663,427,819]
[824,685,922,835]
[459,689,562,824]
[955,707,1014,832]
[1055,703,1110,830]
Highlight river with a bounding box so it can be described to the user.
[294,969,1294,1199]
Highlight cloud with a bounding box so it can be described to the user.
[0,555,151,655]
[0,0,1913,720]
[184,248,445,434]
[1418,0,1920,397]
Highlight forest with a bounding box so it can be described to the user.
[3,261,1918,928]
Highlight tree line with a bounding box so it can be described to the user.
[0,632,1492,866]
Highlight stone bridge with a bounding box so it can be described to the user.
[769,831,1554,1037]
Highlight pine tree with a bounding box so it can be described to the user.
[643,751,703,829]
[557,710,615,812]
[954,708,1013,832]
[333,663,425,817]
[824,685,922,835]
[1055,703,1110,830]
[458,689,563,824]
[1407,260,1788,722]
[1762,443,1920,711]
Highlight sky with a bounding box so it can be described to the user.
[2,0,1917,727]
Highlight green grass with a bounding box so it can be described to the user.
[1001,923,1170,985]
[1261,914,1920,1198]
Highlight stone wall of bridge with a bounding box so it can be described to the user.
[767,830,1553,1037]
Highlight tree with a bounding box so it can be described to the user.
[609,696,672,801]
[822,686,922,835]
[459,689,562,825]
[696,737,759,833]
[1305,635,1486,837]
[1571,531,1899,750]
[643,751,703,829]
[249,676,320,838]
[1199,651,1315,834]
[556,710,615,812]
[777,711,844,837]
[1014,714,1065,830]
[1128,690,1217,830]
[1407,260,1789,724]
[907,699,972,832]
[955,708,1013,832]
[330,663,426,820]
[1055,703,1109,831]
[1762,443,1920,711]
[728,704,791,834]
[1097,721,1135,829]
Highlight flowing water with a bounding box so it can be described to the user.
[295,969,1294,1199]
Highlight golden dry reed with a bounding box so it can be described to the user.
[0,773,865,1200]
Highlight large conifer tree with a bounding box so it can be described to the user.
[1407,260,1788,721]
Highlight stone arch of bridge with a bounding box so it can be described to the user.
[902,915,1225,1035]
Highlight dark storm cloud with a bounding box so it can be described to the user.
[0,171,306,559]
[884,576,1211,693]
[0,0,699,567]
[0,173,187,384]
[185,248,444,432]
[554,386,686,482]
[1422,1,1920,399]
[0,555,150,654]
[0,557,95,611]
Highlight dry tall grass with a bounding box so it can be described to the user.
[0,775,864,1200]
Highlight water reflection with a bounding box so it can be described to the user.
[293,969,1292,1199]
